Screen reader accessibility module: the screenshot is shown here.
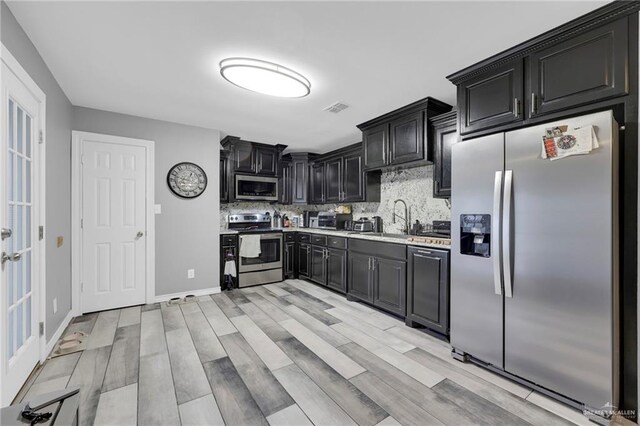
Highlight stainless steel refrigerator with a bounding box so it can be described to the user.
[450,110,619,412]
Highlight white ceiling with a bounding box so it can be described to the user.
[7,1,606,153]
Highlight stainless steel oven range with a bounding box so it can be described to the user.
[227,213,283,287]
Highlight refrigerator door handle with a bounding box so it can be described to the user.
[492,171,503,295]
[502,170,513,298]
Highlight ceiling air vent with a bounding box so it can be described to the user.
[324,102,349,114]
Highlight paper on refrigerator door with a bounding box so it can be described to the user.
[540,125,599,160]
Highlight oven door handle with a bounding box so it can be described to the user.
[259,233,283,240]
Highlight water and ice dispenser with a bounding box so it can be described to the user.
[459,214,491,257]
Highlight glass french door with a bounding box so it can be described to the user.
[6,98,34,360]
[1,59,42,406]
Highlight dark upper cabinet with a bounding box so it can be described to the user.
[311,144,380,204]
[291,154,315,204]
[528,18,628,118]
[298,243,311,278]
[458,60,524,135]
[310,246,327,286]
[327,248,347,293]
[431,111,457,199]
[278,159,292,204]
[284,242,296,279]
[255,147,277,175]
[389,110,424,165]
[348,252,372,302]
[220,150,230,203]
[447,7,636,136]
[342,152,365,202]
[363,124,388,169]
[310,162,325,204]
[358,97,452,171]
[406,247,449,335]
[221,135,286,177]
[373,257,406,316]
[232,141,255,173]
[324,158,342,203]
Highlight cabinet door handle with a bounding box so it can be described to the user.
[368,257,371,270]
[416,250,433,255]
[531,93,538,115]
[513,98,520,117]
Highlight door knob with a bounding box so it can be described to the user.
[1,252,22,264]
[1,228,12,240]
[136,231,144,238]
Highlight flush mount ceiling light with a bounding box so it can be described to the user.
[219,58,311,98]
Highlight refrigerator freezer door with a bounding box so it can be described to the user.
[451,133,505,368]
[504,110,617,409]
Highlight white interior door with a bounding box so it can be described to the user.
[80,135,147,313]
[1,60,43,406]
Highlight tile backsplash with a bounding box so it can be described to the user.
[220,164,451,234]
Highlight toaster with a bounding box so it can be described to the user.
[353,220,374,232]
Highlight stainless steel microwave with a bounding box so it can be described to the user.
[235,175,278,201]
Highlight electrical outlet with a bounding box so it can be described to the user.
[53,298,57,314]
[154,204,162,214]
[187,269,195,279]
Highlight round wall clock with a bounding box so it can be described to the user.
[167,162,207,198]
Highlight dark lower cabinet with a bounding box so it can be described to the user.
[327,249,347,293]
[348,240,408,316]
[300,238,347,294]
[220,235,238,286]
[310,246,327,285]
[348,252,372,302]
[284,242,295,279]
[406,246,449,335]
[373,257,406,316]
[298,243,311,278]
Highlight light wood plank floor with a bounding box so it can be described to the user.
[18,279,597,426]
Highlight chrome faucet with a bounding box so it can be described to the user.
[393,199,410,234]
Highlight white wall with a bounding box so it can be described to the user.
[72,107,220,297]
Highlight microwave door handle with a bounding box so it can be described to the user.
[502,170,513,298]
[492,171,503,296]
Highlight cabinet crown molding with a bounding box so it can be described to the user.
[446,0,640,84]
[357,96,452,130]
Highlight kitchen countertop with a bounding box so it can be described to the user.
[219,227,450,250]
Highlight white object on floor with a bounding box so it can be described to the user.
[224,260,237,277]
[240,235,261,258]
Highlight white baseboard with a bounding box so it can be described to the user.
[154,286,221,303]
[44,310,74,359]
